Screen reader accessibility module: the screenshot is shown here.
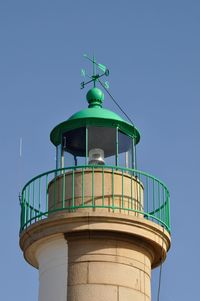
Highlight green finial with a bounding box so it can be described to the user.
[86,87,104,108]
[80,54,110,90]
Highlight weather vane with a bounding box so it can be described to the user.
[80,54,110,90]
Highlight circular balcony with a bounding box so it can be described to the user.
[20,165,170,234]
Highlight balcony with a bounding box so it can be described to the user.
[20,165,170,233]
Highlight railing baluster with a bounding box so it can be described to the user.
[131,173,133,210]
[164,187,167,227]
[167,191,171,230]
[153,178,155,216]
[46,174,48,213]
[112,168,114,211]
[28,185,30,225]
[62,172,65,209]
[158,181,160,221]
[82,168,84,207]
[138,173,141,213]
[102,167,104,207]
[38,178,41,219]
[24,188,27,228]
[92,167,94,208]
[32,181,35,219]
[72,169,75,208]
[162,185,164,223]
[20,192,24,231]
[122,169,124,209]
[146,176,149,218]
[53,176,56,210]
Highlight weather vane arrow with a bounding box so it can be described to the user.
[80,54,110,90]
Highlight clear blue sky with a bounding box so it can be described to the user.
[1,1,200,300]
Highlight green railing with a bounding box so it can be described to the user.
[20,166,170,233]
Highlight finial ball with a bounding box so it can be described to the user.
[86,88,104,108]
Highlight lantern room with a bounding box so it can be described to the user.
[50,87,140,170]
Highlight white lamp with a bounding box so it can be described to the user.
[88,148,105,165]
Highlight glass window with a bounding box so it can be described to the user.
[63,151,75,167]
[56,127,135,169]
[88,126,116,166]
[63,127,86,157]
[118,131,133,168]
[61,127,86,167]
[56,144,62,169]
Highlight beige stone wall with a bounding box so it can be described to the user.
[48,169,144,217]
[20,212,170,270]
[20,211,171,301]
[67,234,151,301]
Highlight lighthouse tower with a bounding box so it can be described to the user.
[19,57,171,301]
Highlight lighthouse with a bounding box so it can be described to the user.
[19,56,171,301]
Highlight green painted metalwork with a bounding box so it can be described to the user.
[80,54,109,90]
[38,177,41,220]
[86,88,104,108]
[131,174,133,209]
[32,181,34,210]
[50,106,140,146]
[122,169,124,209]
[116,127,119,166]
[131,139,134,169]
[53,176,56,209]
[112,168,114,210]
[92,167,94,208]
[82,168,85,206]
[19,165,171,233]
[146,176,149,213]
[102,167,105,207]
[46,174,48,210]
[50,53,140,147]
[72,169,75,207]
[85,127,88,164]
[62,172,65,208]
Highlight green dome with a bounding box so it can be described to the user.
[68,107,124,122]
[50,88,140,146]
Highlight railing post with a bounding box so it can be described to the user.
[112,168,114,211]
[82,168,85,207]
[116,127,119,166]
[122,169,124,209]
[92,166,94,208]
[72,169,75,208]
[102,167,105,207]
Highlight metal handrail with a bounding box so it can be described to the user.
[20,165,170,233]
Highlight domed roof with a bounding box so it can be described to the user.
[50,88,140,146]
[68,106,124,122]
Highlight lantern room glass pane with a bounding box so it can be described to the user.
[88,126,116,166]
[118,131,133,168]
[61,127,86,167]
[63,151,75,167]
[56,144,62,169]
[57,127,134,169]
[62,127,86,157]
